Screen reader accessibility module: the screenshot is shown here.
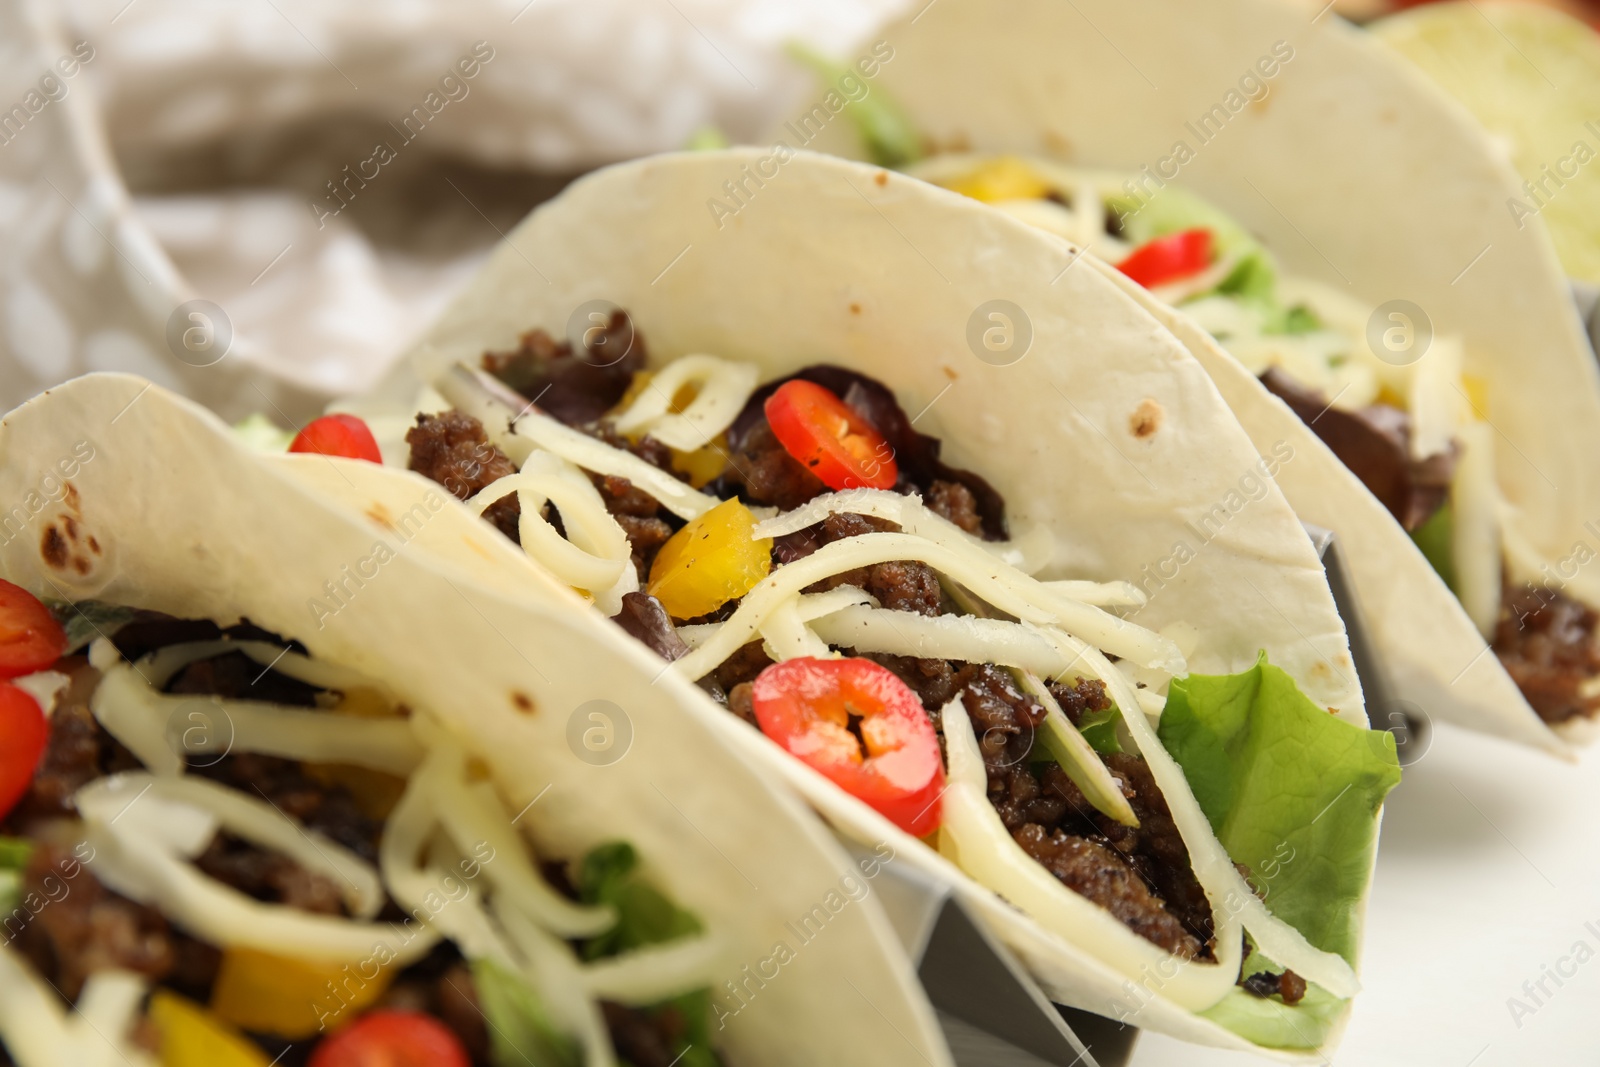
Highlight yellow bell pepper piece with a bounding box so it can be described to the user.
[941,156,1052,204]
[670,433,729,489]
[647,498,772,619]
[209,946,395,1039]
[611,370,655,416]
[149,990,271,1067]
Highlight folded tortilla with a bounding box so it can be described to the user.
[782,0,1600,755]
[0,374,951,1067]
[305,149,1400,1058]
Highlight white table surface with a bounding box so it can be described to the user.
[1132,719,1600,1067]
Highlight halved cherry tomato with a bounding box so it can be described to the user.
[0,580,66,679]
[1115,228,1214,289]
[764,380,898,492]
[750,657,943,836]
[0,683,49,821]
[289,415,383,464]
[308,1011,469,1067]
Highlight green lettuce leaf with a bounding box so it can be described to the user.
[786,43,922,168]
[231,412,293,453]
[1274,304,1324,336]
[1410,503,1457,592]
[577,843,718,1066]
[577,842,702,961]
[1158,654,1401,964]
[1213,249,1277,306]
[685,126,731,151]
[1076,706,1123,755]
[472,958,583,1067]
[1105,185,1262,261]
[0,837,31,916]
[1199,947,1345,1049]
[44,599,137,654]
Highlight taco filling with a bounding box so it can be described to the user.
[906,153,1600,727]
[379,310,1399,1047]
[0,589,723,1067]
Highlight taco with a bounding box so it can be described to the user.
[787,0,1600,753]
[294,149,1402,1056]
[0,375,951,1066]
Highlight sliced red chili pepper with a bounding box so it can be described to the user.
[308,1011,469,1067]
[0,580,66,680]
[764,380,898,492]
[289,415,383,464]
[750,657,943,836]
[0,684,49,821]
[1115,228,1214,289]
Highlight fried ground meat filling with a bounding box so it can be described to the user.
[963,667,1212,960]
[589,426,680,580]
[406,408,523,541]
[0,616,493,1064]
[723,421,829,511]
[1493,581,1600,724]
[407,409,685,581]
[1260,366,1457,533]
[859,653,1215,960]
[1241,966,1308,1005]
[483,311,646,427]
[447,322,1216,960]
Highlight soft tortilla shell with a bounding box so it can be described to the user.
[372,148,1367,1055]
[787,0,1600,751]
[0,373,953,1067]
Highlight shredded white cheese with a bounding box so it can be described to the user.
[75,773,427,964]
[671,532,1183,681]
[0,950,153,1067]
[466,451,638,615]
[609,354,758,452]
[939,696,1244,1011]
[9,671,69,717]
[89,644,423,778]
[1040,579,1147,609]
[577,931,727,1005]
[386,727,615,942]
[809,605,1074,678]
[493,901,619,1067]
[436,364,718,521]
[1016,671,1137,828]
[750,487,1057,576]
[1452,420,1502,637]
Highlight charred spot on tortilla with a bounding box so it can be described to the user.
[942,365,959,381]
[511,691,536,715]
[87,535,101,555]
[1130,398,1164,440]
[873,170,889,187]
[365,502,396,531]
[63,483,79,509]
[41,524,69,569]
[849,302,862,315]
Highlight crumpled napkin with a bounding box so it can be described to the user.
[1,0,908,419]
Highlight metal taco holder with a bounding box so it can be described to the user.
[1304,523,1427,766]
[845,840,1137,1067]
